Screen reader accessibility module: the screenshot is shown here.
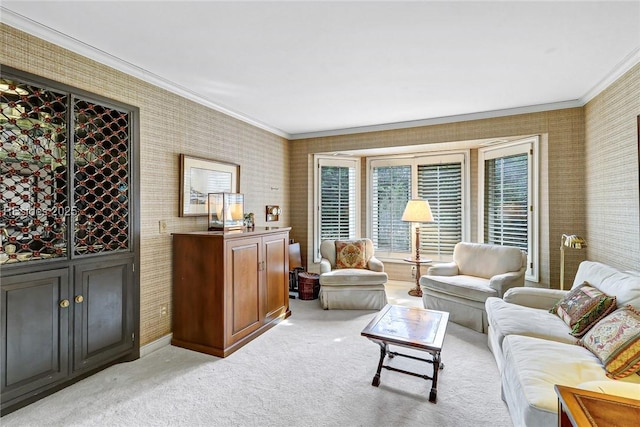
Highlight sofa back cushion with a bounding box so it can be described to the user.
[573,261,640,309]
[453,242,523,279]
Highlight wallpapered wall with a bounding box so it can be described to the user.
[291,109,587,289]
[2,24,639,348]
[585,64,640,268]
[1,25,290,346]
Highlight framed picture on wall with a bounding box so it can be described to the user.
[179,154,240,217]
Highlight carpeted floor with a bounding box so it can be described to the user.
[2,281,512,426]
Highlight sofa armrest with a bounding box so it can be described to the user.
[503,287,569,310]
[320,258,332,274]
[367,256,384,272]
[489,271,525,298]
[427,262,459,276]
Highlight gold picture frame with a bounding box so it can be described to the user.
[179,154,240,217]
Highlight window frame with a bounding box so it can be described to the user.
[478,136,539,282]
[367,151,470,262]
[313,155,361,263]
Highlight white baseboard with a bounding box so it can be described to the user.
[140,333,172,358]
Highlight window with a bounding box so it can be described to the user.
[369,153,467,260]
[479,137,538,281]
[313,156,359,262]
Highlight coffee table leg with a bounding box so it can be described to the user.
[429,351,442,402]
[372,343,388,387]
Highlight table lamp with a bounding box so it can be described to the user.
[402,199,434,297]
[560,234,587,290]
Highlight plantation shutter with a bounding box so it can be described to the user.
[319,162,357,241]
[417,163,462,255]
[371,165,411,252]
[484,153,528,250]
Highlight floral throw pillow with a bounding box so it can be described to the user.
[579,305,640,379]
[550,282,617,337]
[335,240,367,269]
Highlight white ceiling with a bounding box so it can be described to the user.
[3,1,640,139]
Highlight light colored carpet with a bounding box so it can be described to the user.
[2,281,512,427]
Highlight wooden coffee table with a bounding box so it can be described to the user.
[361,304,449,403]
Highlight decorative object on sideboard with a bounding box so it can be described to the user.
[560,234,587,290]
[179,154,240,217]
[243,212,255,230]
[207,193,244,231]
[266,205,281,222]
[401,198,434,297]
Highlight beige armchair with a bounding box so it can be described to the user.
[419,242,526,332]
[319,239,388,310]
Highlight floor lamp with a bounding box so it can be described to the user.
[402,199,434,297]
[560,234,587,290]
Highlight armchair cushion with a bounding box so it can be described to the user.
[335,240,367,269]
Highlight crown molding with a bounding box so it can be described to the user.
[1,7,291,139]
[288,100,583,140]
[580,46,640,104]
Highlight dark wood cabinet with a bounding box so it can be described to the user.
[0,67,140,415]
[1,269,70,406]
[73,257,135,372]
[172,227,291,357]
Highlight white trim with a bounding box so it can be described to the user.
[289,101,582,140]
[580,47,640,104]
[1,7,290,139]
[478,136,539,282]
[140,333,172,358]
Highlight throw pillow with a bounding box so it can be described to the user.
[335,240,367,269]
[579,305,640,379]
[550,282,617,337]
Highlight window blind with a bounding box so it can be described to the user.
[319,164,356,241]
[418,163,462,255]
[484,153,528,250]
[371,165,411,252]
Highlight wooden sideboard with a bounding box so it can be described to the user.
[555,384,640,426]
[171,227,291,357]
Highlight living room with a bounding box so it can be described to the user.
[1,1,639,425]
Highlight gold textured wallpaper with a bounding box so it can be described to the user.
[2,23,639,349]
[1,24,290,346]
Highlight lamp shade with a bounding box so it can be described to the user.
[401,199,433,223]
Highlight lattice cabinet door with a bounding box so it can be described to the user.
[0,79,69,264]
[72,96,130,257]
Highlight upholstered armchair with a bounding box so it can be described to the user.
[319,239,388,310]
[419,242,526,332]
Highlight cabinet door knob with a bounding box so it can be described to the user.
[75,295,84,303]
[59,299,70,308]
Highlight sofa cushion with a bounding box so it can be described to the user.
[573,261,640,309]
[335,240,367,269]
[421,275,497,302]
[580,305,640,379]
[501,335,640,427]
[550,282,617,337]
[453,242,523,279]
[486,297,577,347]
[319,268,388,286]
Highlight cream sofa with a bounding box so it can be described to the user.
[319,239,388,310]
[419,242,527,332]
[485,261,640,427]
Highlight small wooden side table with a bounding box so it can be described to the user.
[554,384,640,426]
[403,257,432,297]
